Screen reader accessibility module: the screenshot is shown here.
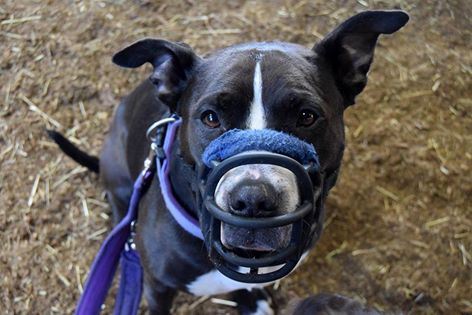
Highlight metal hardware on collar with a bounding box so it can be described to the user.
[143,143,158,171]
[146,117,177,142]
[147,116,178,161]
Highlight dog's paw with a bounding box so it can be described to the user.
[231,288,275,315]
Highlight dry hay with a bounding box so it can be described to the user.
[1,0,471,314]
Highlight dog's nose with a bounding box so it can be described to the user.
[229,180,278,217]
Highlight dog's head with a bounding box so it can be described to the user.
[113,11,408,258]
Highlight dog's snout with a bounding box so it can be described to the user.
[229,180,278,217]
[216,165,300,252]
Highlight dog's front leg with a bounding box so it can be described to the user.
[143,280,176,315]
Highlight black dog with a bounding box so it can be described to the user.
[49,10,408,315]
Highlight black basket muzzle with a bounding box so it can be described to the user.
[198,151,322,283]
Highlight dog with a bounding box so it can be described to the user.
[49,10,408,315]
[290,293,384,315]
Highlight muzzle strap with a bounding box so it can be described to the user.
[202,128,320,167]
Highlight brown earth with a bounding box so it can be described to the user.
[1,0,471,314]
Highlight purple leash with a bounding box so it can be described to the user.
[75,170,150,315]
[75,117,202,315]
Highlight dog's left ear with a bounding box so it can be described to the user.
[314,10,409,106]
[112,38,201,110]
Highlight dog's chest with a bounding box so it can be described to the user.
[186,268,274,296]
[186,252,309,296]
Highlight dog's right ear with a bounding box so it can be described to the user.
[112,38,200,110]
[313,11,409,107]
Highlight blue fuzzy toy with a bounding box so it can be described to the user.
[202,129,319,168]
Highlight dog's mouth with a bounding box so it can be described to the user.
[231,247,271,259]
[220,223,292,258]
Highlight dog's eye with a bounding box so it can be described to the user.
[297,110,318,127]
[201,110,221,128]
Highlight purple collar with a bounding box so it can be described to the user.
[155,118,204,240]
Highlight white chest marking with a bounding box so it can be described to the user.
[251,300,274,315]
[187,253,309,296]
[186,268,273,296]
[247,61,267,130]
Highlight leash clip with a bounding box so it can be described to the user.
[125,220,137,251]
[143,142,158,173]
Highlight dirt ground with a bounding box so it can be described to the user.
[1,0,470,314]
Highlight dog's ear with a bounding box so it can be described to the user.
[112,38,200,110]
[314,10,409,106]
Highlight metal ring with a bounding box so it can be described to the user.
[146,117,176,142]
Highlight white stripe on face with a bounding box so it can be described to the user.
[247,61,267,129]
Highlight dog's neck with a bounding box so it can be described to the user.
[168,138,199,218]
